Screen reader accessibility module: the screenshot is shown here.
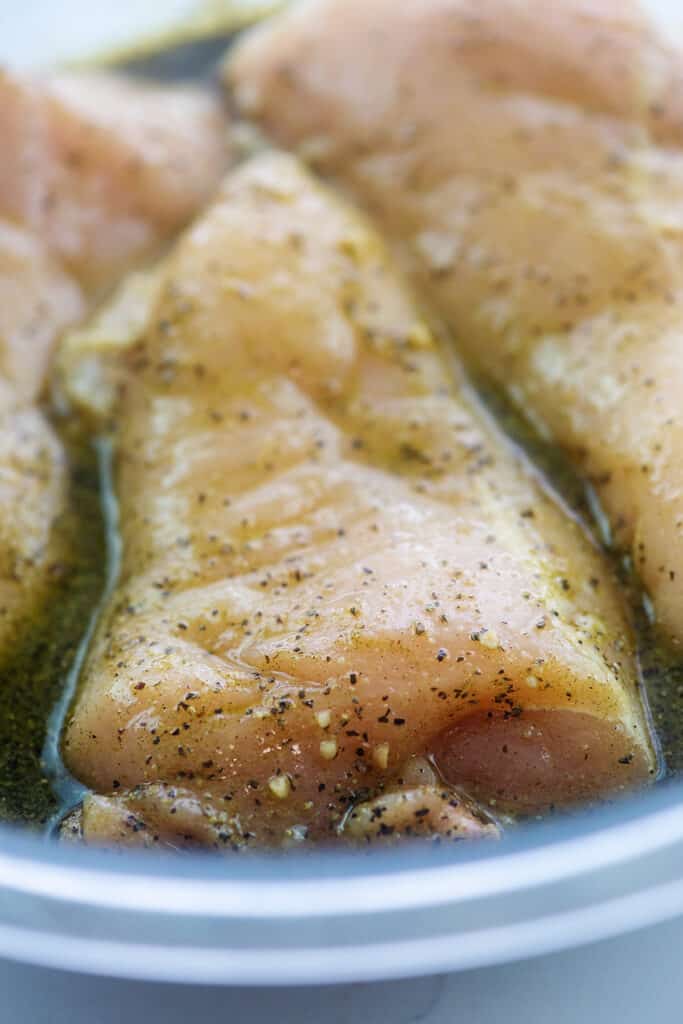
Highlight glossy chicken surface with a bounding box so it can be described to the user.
[0,223,80,652]
[229,0,683,645]
[0,69,230,662]
[61,154,654,851]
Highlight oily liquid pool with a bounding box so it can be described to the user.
[0,427,105,827]
[42,437,122,835]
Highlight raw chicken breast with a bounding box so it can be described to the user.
[0,222,83,404]
[228,0,683,644]
[0,224,74,654]
[61,154,653,850]
[0,69,230,292]
[0,70,230,673]
[0,401,68,648]
[0,223,82,653]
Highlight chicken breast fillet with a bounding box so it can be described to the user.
[0,69,229,293]
[0,222,81,654]
[61,154,654,851]
[228,0,683,644]
[0,70,230,667]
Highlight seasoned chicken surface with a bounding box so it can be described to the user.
[0,255,72,653]
[61,154,653,851]
[0,69,230,662]
[0,222,80,652]
[0,222,83,404]
[0,70,230,292]
[229,0,683,644]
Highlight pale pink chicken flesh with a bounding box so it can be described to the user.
[228,0,683,645]
[0,69,230,293]
[0,222,81,651]
[0,68,230,658]
[61,154,654,850]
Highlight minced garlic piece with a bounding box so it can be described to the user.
[479,628,500,650]
[268,774,291,799]
[373,743,390,771]
[320,738,338,760]
[315,709,332,729]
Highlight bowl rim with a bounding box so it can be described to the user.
[0,780,682,917]
[0,780,682,984]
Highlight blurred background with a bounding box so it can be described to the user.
[1,0,682,69]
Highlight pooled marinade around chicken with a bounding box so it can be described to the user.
[60,154,654,851]
[0,67,231,822]
[228,0,683,647]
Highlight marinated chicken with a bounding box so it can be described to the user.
[0,69,229,292]
[0,222,80,655]
[60,154,653,851]
[228,0,683,644]
[0,70,229,676]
